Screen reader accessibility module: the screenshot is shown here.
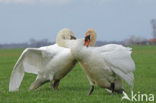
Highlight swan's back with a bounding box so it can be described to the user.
[96,44,135,72]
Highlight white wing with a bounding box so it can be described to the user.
[97,44,135,88]
[9,44,59,92]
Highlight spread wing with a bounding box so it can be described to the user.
[9,44,59,92]
[97,44,135,88]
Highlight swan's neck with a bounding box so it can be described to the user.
[70,39,89,61]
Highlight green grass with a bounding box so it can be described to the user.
[0,46,156,103]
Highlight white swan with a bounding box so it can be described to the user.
[70,33,135,95]
[9,28,77,92]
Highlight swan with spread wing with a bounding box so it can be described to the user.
[9,28,77,92]
[9,28,97,92]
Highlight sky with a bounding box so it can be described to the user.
[0,0,156,43]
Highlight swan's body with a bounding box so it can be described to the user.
[70,39,135,95]
[9,28,77,92]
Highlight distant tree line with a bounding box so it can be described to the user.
[0,38,126,49]
[0,39,54,49]
[0,36,156,49]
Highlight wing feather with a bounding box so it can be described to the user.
[9,45,57,92]
[98,44,135,88]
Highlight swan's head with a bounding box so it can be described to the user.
[56,28,76,47]
[84,29,97,47]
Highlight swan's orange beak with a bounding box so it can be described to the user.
[84,33,90,47]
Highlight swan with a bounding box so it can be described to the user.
[9,28,97,92]
[9,28,77,92]
[69,33,135,95]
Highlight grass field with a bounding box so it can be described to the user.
[0,46,156,103]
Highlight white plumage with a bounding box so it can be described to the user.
[70,38,135,95]
[9,28,77,92]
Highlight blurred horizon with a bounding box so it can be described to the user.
[0,0,156,44]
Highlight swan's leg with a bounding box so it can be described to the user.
[49,73,54,89]
[50,81,54,88]
[87,76,95,95]
[53,80,60,90]
[114,77,124,93]
[110,83,115,93]
[50,80,60,90]
[104,83,115,94]
[88,85,94,96]
[29,79,49,90]
[110,82,124,94]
